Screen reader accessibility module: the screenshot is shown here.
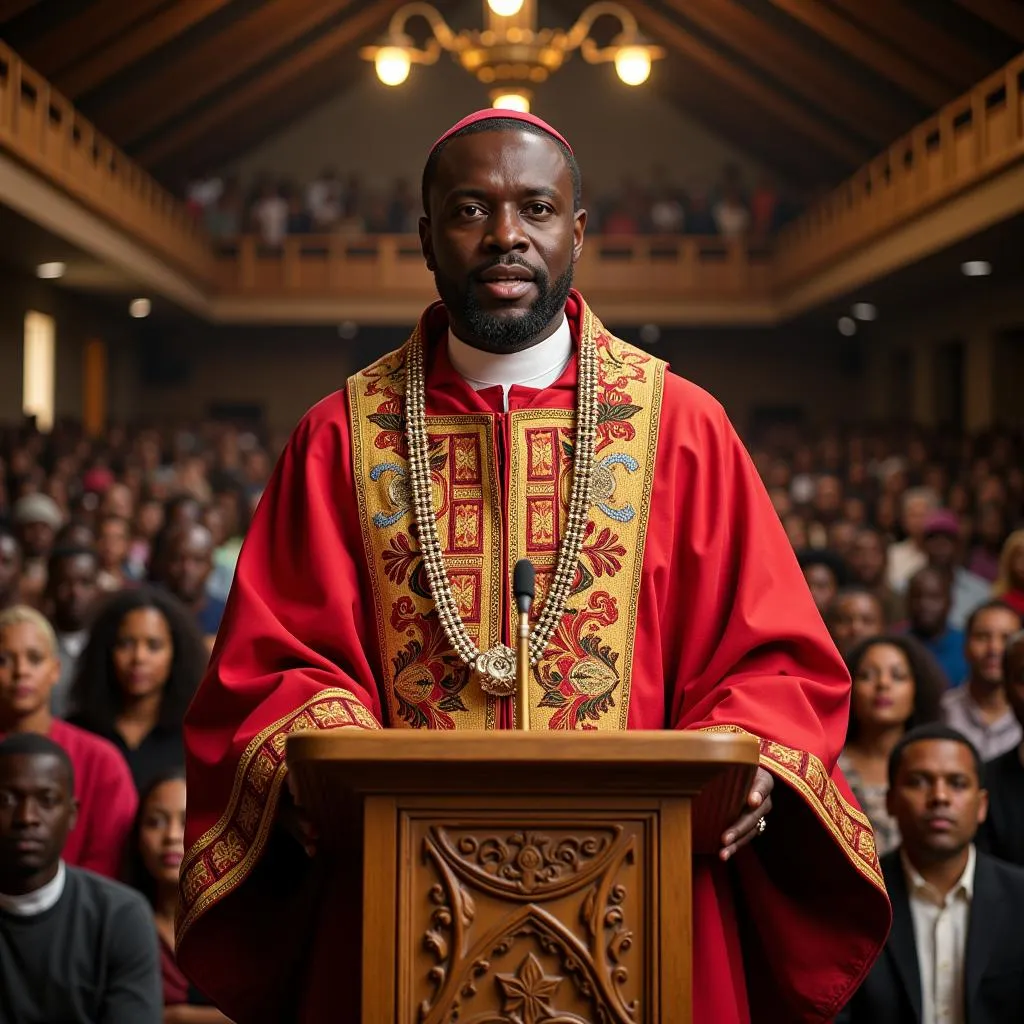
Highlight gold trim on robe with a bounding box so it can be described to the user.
[348,303,666,731]
[696,724,885,891]
[177,690,379,940]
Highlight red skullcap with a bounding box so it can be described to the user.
[429,108,573,157]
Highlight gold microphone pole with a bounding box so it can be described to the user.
[512,559,535,731]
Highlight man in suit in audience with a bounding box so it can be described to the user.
[977,630,1024,864]
[837,723,1024,1024]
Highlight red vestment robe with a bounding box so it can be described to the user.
[177,293,890,1022]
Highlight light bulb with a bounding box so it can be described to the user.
[129,298,151,319]
[487,0,525,16]
[615,46,651,86]
[36,261,66,279]
[492,91,530,113]
[961,260,992,277]
[375,47,411,87]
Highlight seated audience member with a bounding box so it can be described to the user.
[0,527,22,611]
[837,725,1024,1024]
[0,607,136,878]
[45,546,101,717]
[978,630,1024,865]
[797,548,847,614]
[942,602,1022,761]
[993,530,1024,616]
[0,733,162,1023]
[12,493,64,606]
[96,514,133,592]
[904,567,967,688]
[967,503,1007,583]
[840,636,944,856]
[68,587,208,792]
[826,587,886,657]
[847,527,904,624]
[127,769,232,1023]
[921,510,991,630]
[150,524,226,646]
[887,487,939,594]
[129,498,165,580]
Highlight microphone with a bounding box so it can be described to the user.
[512,559,535,730]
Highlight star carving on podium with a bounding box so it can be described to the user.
[496,952,563,1024]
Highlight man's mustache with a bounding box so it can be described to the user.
[470,254,543,281]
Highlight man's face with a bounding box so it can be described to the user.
[420,128,586,353]
[0,753,77,891]
[0,536,22,599]
[829,593,885,655]
[849,531,885,586]
[802,564,837,613]
[160,527,213,604]
[903,497,932,541]
[923,531,957,571]
[1003,639,1024,728]
[49,554,99,631]
[887,739,987,863]
[966,607,1021,688]
[97,519,130,570]
[18,521,55,559]
[907,570,951,636]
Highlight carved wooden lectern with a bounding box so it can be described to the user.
[287,730,759,1024]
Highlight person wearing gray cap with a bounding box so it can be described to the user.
[11,495,64,607]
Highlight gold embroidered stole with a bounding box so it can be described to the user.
[348,305,665,730]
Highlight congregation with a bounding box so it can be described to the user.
[1,413,1023,1019]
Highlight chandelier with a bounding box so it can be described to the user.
[360,0,665,112]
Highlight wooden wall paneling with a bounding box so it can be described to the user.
[0,0,38,24]
[953,0,1024,43]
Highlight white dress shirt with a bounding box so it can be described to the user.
[0,860,66,916]
[447,316,572,411]
[902,845,975,1024]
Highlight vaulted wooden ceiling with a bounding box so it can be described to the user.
[1,0,1021,187]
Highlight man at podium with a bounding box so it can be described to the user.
[177,110,890,1022]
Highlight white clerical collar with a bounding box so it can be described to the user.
[0,860,66,916]
[448,315,572,411]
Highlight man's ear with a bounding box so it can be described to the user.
[572,208,587,264]
[419,216,435,272]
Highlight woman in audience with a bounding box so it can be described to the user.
[0,604,137,877]
[69,587,208,791]
[127,768,231,1022]
[839,635,945,856]
[994,530,1024,615]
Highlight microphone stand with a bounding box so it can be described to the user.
[513,559,535,731]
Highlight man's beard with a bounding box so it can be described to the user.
[435,255,574,353]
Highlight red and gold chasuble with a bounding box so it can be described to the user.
[347,302,662,732]
[177,293,890,1024]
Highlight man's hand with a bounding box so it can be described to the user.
[720,767,774,862]
[279,772,319,858]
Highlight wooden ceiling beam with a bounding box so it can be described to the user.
[953,0,1024,43]
[139,0,405,168]
[829,0,991,89]
[57,0,233,98]
[630,1,868,166]
[654,0,907,145]
[96,0,356,147]
[0,0,38,23]
[22,0,168,78]
[767,0,953,108]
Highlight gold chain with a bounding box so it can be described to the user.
[404,323,598,695]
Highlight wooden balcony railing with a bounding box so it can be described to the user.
[774,50,1024,286]
[212,234,774,306]
[0,41,213,282]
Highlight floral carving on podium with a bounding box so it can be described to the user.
[416,824,639,1024]
[432,827,622,899]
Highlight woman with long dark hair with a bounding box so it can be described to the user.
[126,768,231,1023]
[69,586,208,791]
[839,634,945,855]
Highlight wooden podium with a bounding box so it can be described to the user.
[287,730,759,1024]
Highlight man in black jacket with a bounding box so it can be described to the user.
[838,723,1024,1024]
[0,732,162,1023]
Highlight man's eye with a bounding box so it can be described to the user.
[526,203,551,216]
[459,205,484,218]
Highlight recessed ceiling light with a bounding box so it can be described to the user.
[961,260,992,277]
[639,323,660,345]
[851,302,877,321]
[129,297,151,319]
[837,316,857,337]
[36,261,66,279]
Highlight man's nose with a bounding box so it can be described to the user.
[484,205,529,252]
[13,799,40,826]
